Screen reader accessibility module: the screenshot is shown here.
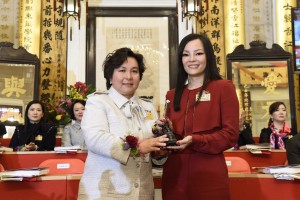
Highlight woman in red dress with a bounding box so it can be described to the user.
[160,33,239,200]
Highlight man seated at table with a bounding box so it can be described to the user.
[235,111,255,149]
[286,133,300,164]
[0,122,6,138]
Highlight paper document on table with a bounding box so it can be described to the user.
[253,164,300,174]
[54,145,81,153]
[239,143,271,154]
[152,168,163,177]
[0,177,38,182]
[273,173,300,180]
[0,167,49,179]
[0,146,13,153]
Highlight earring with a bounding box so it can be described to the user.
[110,80,112,84]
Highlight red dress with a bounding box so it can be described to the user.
[162,80,239,200]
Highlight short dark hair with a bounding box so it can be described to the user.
[102,47,146,89]
[69,99,86,120]
[174,33,222,111]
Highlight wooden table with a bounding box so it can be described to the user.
[1,172,300,200]
[0,175,67,200]
[229,173,300,200]
[152,172,300,200]
[224,149,287,171]
[0,149,287,171]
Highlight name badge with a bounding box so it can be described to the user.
[35,135,43,141]
[288,135,293,139]
[145,110,154,120]
[196,90,211,102]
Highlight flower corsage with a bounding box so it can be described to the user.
[121,134,139,157]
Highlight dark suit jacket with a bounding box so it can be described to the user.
[9,122,57,151]
[238,123,255,147]
[286,133,300,164]
[0,122,6,137]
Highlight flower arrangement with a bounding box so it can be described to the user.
[46,81,95,126]
[120,132,139,157]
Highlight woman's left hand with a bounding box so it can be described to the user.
[167,135,192,151]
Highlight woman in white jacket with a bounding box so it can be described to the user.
[78,47,168,200]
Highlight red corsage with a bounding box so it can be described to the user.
[121,135,139,157]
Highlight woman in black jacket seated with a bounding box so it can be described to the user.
[259,101,296,149]
[9,100,56,151]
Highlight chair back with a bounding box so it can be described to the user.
[39,159,84,175]
[0,163,4,172]
[225,156,251,173]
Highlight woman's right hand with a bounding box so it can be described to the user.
[138,135,169,155]
[166,135,192,151]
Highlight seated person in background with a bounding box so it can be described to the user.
[259,101,296,149]
[62,99,87,150]
[9,100,56,151]
[286,133,300,164]
[236,111,255,149]
[0,122,6,138]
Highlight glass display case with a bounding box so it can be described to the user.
[0,42,40,130]
[226,41,297,136]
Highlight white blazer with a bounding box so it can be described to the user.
[78,87,158,200]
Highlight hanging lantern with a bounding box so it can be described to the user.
[181,0,202,31]
[182,0,201,19]
[63,0,83,40]
[63,0,80,19]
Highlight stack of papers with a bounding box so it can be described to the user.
[0,167,49,181]
[253,164,300,180]
[273,173,300,180]
[239,143,271,154]
[254,164,300,174]
[152,168,163,177]
[0,146,13,153]
[54,145,81,153]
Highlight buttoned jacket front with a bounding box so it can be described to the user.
[78,87,158,200]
